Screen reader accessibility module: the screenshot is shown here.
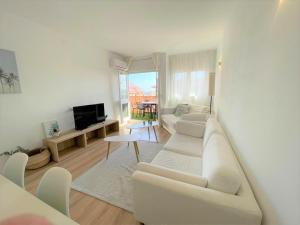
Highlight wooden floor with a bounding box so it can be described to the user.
[25,123,171,225]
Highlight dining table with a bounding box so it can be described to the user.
[0,175,78,225]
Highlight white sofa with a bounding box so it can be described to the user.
[160,104,210,134]
[132,118,262,225]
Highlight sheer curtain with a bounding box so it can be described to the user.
[168,50,216,106]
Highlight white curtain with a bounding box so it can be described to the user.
[152,52,167,108]
[168,50,216,106]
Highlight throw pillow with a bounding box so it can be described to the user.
[174,104,190,117]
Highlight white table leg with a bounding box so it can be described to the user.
[147,127,150,141]
[133,141,140,162]
[106,141,111,160]
[153,126,158,143]
[128,129,132,147]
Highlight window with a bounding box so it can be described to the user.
[168,50,216,105]
[172,71,208,104]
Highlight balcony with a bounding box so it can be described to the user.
[129,95,157,120]
[128,72,158,121]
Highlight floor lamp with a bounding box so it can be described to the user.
[208,72,215,114]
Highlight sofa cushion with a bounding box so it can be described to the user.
[174,104,190,117]
[151,150,202,176]
[137,162,207,187]
[164,133,203,157]
[181,113,209,122]
[161,114,180,124]
[203,117,225,148]
[202,134,241,194]
[175,120,206,138]
[190,104,209,113]
[161,114,180,134]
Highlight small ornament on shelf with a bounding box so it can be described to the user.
[42,120,61,138]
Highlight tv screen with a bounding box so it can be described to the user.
[73,103,106,130]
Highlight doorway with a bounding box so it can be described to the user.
[118,73,129,123]
[128,72,158,121]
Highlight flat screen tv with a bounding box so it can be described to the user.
[73,103,106,130]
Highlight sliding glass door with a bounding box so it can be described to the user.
[128,71,158,120]
[118,73,129,123]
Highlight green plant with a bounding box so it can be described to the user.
[0,146,30,156]
[131,112,156,121]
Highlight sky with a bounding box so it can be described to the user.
[129,72,157,95]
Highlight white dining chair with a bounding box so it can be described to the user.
[36,167,72,217]
[3,152,28,188]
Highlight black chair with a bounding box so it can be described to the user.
[137,103,145,118]
[151,104,158,120]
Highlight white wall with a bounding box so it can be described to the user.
[217,1,300,225]
[108,53,129,123]
[0,12,115,152]
[213,46,222,115]
[129,57,155,73]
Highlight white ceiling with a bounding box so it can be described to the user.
[1,0,235,57]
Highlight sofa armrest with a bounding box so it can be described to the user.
[181,113,209,122]
[132,171,262,225]
[137,162,207,187]
[175,120,206,138]
[160,107,176,114]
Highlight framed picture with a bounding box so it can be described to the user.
[43,120,61,138]
[0,49,21,94]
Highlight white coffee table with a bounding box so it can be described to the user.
[104,134,140,162]
[127,121,159,142]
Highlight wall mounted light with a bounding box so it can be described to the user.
[218,61,222,69]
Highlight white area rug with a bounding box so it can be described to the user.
[72,141,163,212]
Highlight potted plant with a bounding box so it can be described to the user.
[0,146,30,172]
[0,146,51,171]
